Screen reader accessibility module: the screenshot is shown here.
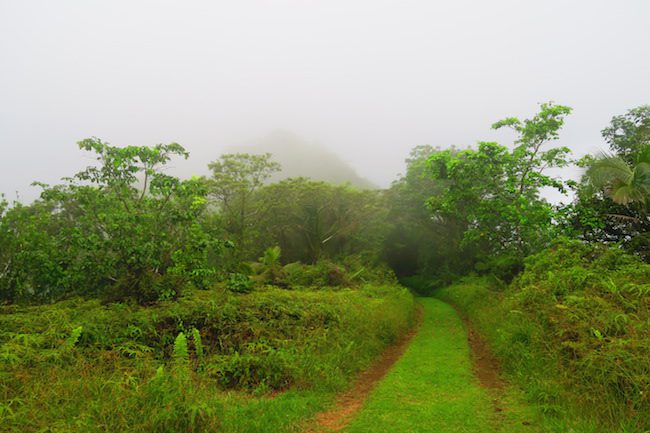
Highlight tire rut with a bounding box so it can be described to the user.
[304,306,424,433]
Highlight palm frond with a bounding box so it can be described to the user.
[632,162,650,191]
[612,185,645,205]
[587,155,632,188]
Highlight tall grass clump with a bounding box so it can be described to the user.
[0,282,414,432]
[435,238,649,432]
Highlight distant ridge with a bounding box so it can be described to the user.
[227,130,375,189]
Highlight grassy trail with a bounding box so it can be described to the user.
[342,298,539,433]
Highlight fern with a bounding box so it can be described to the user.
[191,328,204,361]
[173,332,190,380]
[64,326,83,349]
[261,246,281,267]
[154,365,165,380]
[173,332,189,365]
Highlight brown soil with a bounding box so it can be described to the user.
[304,306,424,433]
[460,312,510,419]
[304,303,510,432]
[465,325,505,390]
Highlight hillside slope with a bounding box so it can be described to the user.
[228,131,375,189]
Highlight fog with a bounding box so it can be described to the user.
[1,0,649,202]
[228,130,375,188]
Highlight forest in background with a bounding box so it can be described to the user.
[0,103,648,432]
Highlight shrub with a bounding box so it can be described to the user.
[0,140,224,305]
[436,239,650,431]
[226,273,253,293]
[0,284,415,431]
[257,246,286,285]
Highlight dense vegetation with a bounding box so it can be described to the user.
[0,134,410,432]
[1,284,413,431]
[390,104,649,283]
[396,104,649,431]
[435,241,649,431]
[0,102,648,431]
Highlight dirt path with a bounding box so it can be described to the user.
[305,298,540,433]
[466,324,505,390]
[304,306,423,433]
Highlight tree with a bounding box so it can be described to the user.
[208,153,280,261]
[492,102,573,201]
[601,105,650,164]
[385,145,467,279]
[254,178,385,264]
[0,138,224,304]
[424,103,573,279]
[565,106,650,261]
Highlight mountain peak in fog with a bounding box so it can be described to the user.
[227,130,376,189]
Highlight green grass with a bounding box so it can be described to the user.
[0,284,415,432]
[344,298,540,433]
[434,241,650,432]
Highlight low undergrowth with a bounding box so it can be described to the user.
[435,239,649,432]
[0,283,415,432]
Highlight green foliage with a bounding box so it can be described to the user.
[388,103,573,283]
[564,107,650,261]
[258,246,285,285]
[347,299,545,433]
[3,102,650,432]
[429,103,573,259]
[385,145,467,278]
[208,153,281,260]
[64,326,83,349]
[253,178,388,264]
[0,285,415,431]
[227,273,253,293]
[173,332,189,369]
[587,151,650,205]
[0,139,225,304]
[191,328,204,363]
[279,257,396,290]
[473,254,524,284]
[261,246,282,267]
[436,241,650,431]
[601,105,650,163]
[281,260,348,288]
[168,223,223,290]
[142,364,219,432]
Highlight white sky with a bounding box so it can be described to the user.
[1,0,649,202]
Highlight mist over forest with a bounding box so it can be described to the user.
[2,1,649,203]
[103,129,376,193]
[226,130,375,189]
[1,2,649,433]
